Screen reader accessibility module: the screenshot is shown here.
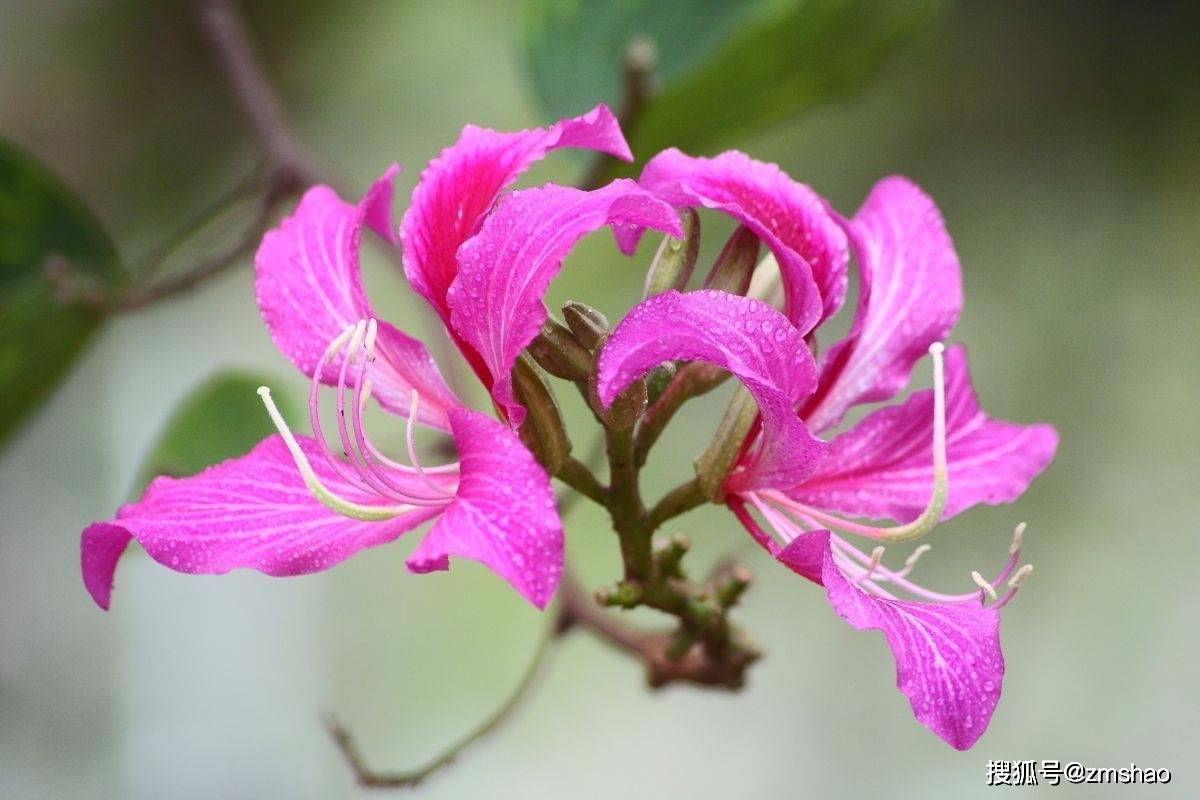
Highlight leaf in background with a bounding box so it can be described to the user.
[133,371,299,494]
[0,139,124,447]
[519,0,766,122]
[520,0,940,176]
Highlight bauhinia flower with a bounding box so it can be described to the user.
[597,153,1058,749]
[80,104,681,611]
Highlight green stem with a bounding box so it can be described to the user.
[645,477,707,533]
[555,456,608,505]
[327,624,557,789]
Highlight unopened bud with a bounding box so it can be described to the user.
[562,301,610,350]
[644,208,700,297]
[703,225,760,296]
[694,386,758,501]
[511,356,572,473]
[527,319,592,381]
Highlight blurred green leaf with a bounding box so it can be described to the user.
[520,0,939,174]
[0,139,124,447]
[520,0,765,121]
[134,371,298,493]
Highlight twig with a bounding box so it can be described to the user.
[579,35,658,191]
[645,477,707,533]
[194,0,321,185]
[326,623,558,789]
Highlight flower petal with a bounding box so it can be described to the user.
[791,345,1058,523]
[774,530,1004,750]
[400,104,632,327]
[596,290,829,491]
[803,177,963,433]
[622,149,848,334]
[406,408,563,609]
[449,180,680,426]
[254,166,461,430]
[80,435,442,610]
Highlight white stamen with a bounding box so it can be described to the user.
[856,545,885,584]
[346,319,368,364]
[359,379,373,415]
[363,318,378,362]
[971,570,998,601]
[904,543,932,569]
[1008,564,1034,589]
[1010,522,1027,555]
[257,386,413,521]
[322,323,358,363]
[406,390,456,497]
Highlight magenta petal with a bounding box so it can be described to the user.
[400,104,632,326]
[449,180,680,426]
[626,149,848,333]
[406,408,563,609]
[792,345,1059,522]
[80,435,442,610]
[254,167,462,430]
[775,531,1003,750]
[597,290,829,491]
[804,177,963,433]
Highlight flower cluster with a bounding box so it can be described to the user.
[81,104,1056,750]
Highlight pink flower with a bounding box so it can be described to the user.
[81,105,680,612]
[597,158,1058,749]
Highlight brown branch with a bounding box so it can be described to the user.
[579,36,658,191]
[194,0,321,185]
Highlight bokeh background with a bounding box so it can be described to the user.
[2,1,1198,797]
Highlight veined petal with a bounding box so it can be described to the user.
[400,104,632,327]
[254,166,461,430]
[81,435,441,610]
[774,530,1003,751]
[791,345,1058,523]
[449,180,680,426]
[597,290,829,491]
[803,177,962,433]
[406,408,563,609]
[621,149,848,334]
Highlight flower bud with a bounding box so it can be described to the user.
[527,319,592,381]
[694,385,758,501]
[703,225,760,296]
[562,301,610,350]
[511,355,572,473]
[643,208,700,297]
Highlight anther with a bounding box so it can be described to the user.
[1010,522,1026,555]
[904,543,932,569]
[971,570,998,601]
[346,319,368,364]
[1008,564,1034,589]
[363,318,378,362]
[857,545,885,584]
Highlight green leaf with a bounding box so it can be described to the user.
[519,0,765,122]
[520,0,940,174]
[0,139,124,446]
[134,371,299,494]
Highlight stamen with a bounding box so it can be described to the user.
[1010,522,1026,555]
[856,546,885,584]
[257,386,415,521]
[363,318,378,362]
[346,319,367,364]
[406,390,456,498]
[767,343,948,544]
[1008,563,1034,589]
[904,544,932,570]
[971,570,998,601]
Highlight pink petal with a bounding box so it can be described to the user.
[400,105,632,327]
[406,408,563,609]
[803,176,963,433]
[622,149,848,334]
[80,435,442,610]
[791,345,1058,522]
[774,530,1004,750]
[254,166,462,430]
[449,180,680,426]
[596,290,829,491]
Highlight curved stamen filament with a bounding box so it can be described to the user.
[405,391,456,498]
[309,323,377,493]
[257,386,415,521]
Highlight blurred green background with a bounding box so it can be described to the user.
[2,1,1197,797]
